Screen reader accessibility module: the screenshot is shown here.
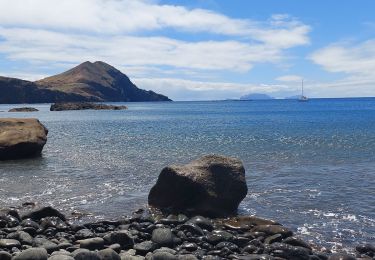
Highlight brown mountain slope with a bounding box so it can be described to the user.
[36,61,171,102]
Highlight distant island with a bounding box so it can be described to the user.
[0,61,171,104]
[240,93,274,100]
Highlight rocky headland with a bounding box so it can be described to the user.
[0,118,48,160]
[50,103,128,111]
[0,61,171,104]
[0,155,373,259]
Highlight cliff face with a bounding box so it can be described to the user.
[0,61,171,104]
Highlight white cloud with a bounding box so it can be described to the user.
[310,40,375,76]
[276,75,303,82]
[134,77,294,100]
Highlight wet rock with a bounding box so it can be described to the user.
[75,229,95,240]
[251,225,293,238]
[222,216,279,230]
[0,118,48,160]
[6,231,33,245]
[78,237,105,250]
[0,239,21,248]
[186,216,213,231]
[13,248,48,260]
[40,217,68,231]
[205,230,233,245]
[180,223,204,236]
[356,243,375,256]
[151,228,174,248]
[328,254,356,260]
[264,234,283,244]
[97,248,121,260]
[151,252,177,260]
[148,155,247,217]
[266,242,311,260]
[282,236,312,250]
[22,206,66,222]
[237,254,275,260]
[134,241,156,255]
[21,219,40,229]
[103,231,134,249]
[177,255,198,260]
[72,249,101,260]
[0,251,12,260]
[48,255,75,260]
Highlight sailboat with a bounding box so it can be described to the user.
[299,79,308,102]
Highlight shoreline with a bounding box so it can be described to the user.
[1,205,373,260]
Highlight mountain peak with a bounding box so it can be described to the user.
[35,61,171,102]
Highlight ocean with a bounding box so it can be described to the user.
[0,98,374,252]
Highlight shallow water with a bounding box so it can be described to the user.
[0,99,374,252]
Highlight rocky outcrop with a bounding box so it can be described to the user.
[50,102,128,111]
[148,155,248,217]
[8,107,39,112]
[0,118,48,160]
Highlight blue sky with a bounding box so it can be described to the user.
[0,0,374,100]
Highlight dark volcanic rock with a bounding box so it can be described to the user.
[148,155,247,217]
[8,107,39,112]
[151,228,174,248]
[50,102,128,111]
[0,118,48,160]
[22,206,66,221]
[13,248,48,260]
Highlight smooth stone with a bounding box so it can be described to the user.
[251,225,293,238]
[264,234,283,244]
[151,252,177,260]
[179,224,204,236]
[0,251,12,260]
[222,216,279,230]
[75,229,95,240]
[72,249,101,260]
[134,241,155,256]
[177,255,198,260]
[0,239,21,248]
[267,242,311,260]
[181,242,198,252]
[186,216,213,231]
[119,254,144,260]
[13,248,48,260]
[97,249,121,260]
[108,244,121,253]
[48,255,75,260]
[103,231,134,249]
[206,230,233,245]
[282,236,312,250]
[328,254,356,260]
[151,228,174,247]
[7,231,33,245]
[78,237,104,250]
[51,250,72,256]
[236,254,275,260]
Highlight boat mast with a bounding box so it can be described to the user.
[301,79,304,97]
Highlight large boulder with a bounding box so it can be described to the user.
[148,155,247,217]
[0,118,48,160]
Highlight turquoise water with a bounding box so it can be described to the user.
[0,99,374,252]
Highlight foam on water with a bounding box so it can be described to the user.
[1,99,375,252]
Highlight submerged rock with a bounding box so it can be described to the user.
[0,118,48,160]
[148,155,247,217]
[50,102,128,111]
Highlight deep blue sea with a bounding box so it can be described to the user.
[0,99,374,252]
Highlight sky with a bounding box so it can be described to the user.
[0,0,374,100]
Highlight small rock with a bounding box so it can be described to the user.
[0,251,12,260]
[0,239,21,248]
[72,249,101,260]
[22,206,66,221]
[251,225,293,238]
[134,241,155,256]
[78,237,104,250]
[151,228,174,247]
[13,248,48,260]
[186,216,213,231]
[75,229,95,240]
[97,248,121,260]
[328,254,356,260]
[103,231,134,249]
[48,255,75,260]
[151,252,177,260]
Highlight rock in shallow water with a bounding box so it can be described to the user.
[148,155,247,217]
[0,118,48,160]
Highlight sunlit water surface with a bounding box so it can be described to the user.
[1,99,374,252]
